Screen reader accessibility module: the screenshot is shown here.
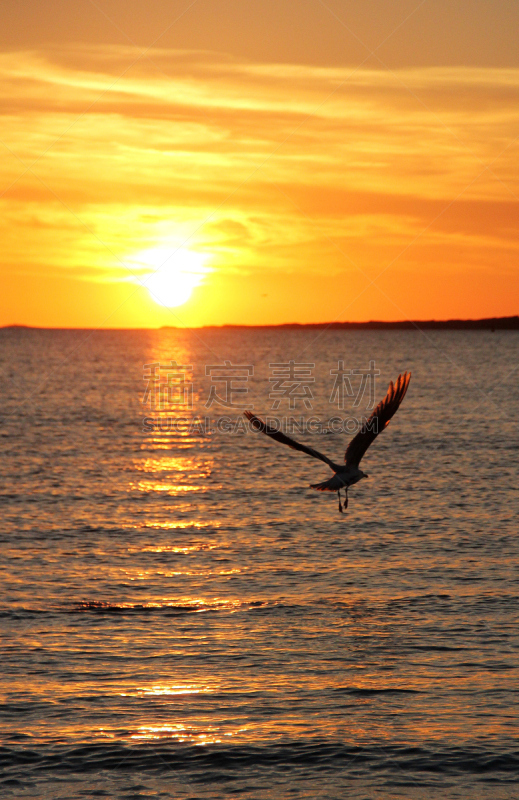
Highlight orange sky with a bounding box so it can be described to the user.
[0,1,518,327]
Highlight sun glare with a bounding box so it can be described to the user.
[134,247,210,308]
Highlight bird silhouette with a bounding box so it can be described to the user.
[244,371,411,513]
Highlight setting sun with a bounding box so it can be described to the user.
[132,247,211,308]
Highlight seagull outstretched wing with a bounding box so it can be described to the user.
[244,411,337,470]
[344,372,411,467]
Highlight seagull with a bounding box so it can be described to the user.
[244,371,411,513]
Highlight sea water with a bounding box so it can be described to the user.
[1,326,518,799]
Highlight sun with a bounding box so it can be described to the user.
[134,246,210,308]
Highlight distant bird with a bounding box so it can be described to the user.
[244,372,411,513]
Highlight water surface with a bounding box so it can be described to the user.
[1,327,518,798]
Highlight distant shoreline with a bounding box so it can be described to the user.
[2,315,518,331]
[194,315,519,331]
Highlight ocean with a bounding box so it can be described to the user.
[1,326,518,799]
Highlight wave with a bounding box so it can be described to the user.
[0,599,269,618]
[1,740,518,776]
[2,590,518,620]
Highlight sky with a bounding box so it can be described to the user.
[0,0,518,327]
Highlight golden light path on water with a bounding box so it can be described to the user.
[128,724,241,744]
[128,543,222,553]
[131,455,212,495]
[137,521,219,530]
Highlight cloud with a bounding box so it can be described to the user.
[0,44,517,324]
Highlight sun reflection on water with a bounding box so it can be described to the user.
[133,480,203,494]
[126,520,221,530]
[130,453,213,496]
[128,542,221,553]
[140,438,204,450]
[129,724,237,744]
[120,683,215,697]
[74,598,248,613]
[136,457,212,474]
[153,568,242,577]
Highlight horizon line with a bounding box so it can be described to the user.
[2,315,518,332]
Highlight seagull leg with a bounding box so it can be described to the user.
[338,490,343,513]
[344,490,349,509]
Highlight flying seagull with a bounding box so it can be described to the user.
[244,371,411,513]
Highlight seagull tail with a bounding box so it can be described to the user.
[310,475,345,492]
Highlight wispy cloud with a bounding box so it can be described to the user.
[0,45,518,324]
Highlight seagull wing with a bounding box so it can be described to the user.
[244,411,337,470]
[344,371,411,467]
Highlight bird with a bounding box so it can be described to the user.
[244,371,411,513]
